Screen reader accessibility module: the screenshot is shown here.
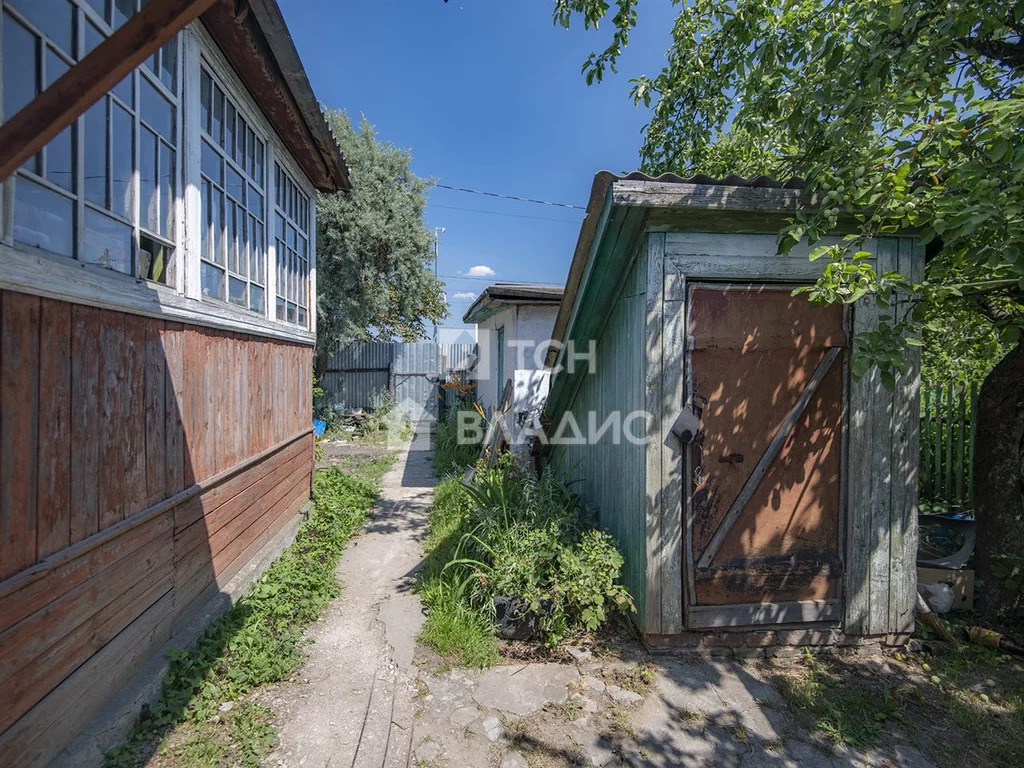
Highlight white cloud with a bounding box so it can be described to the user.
[465,265,495,278]
[452,291,477,300]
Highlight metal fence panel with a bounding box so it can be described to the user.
[323,341,478,423]
[328,341,394,371]
[321,370,390,410]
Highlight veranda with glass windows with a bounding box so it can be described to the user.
[0,0,316,334]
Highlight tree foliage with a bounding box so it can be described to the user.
[554,0,1024,382]
[315,110,446,375]
[555,1,1024,609]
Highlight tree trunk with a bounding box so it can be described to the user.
[973,338,1024,615]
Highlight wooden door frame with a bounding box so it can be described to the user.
[680,281,849,629]
[643,230,884,638]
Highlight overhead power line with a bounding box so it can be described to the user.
[434,183,587,210]
[428,202,582,224]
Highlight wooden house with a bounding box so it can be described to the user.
[0,1,347,764]
[544,172,922,649]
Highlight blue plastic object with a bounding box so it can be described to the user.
[312,419,327,436]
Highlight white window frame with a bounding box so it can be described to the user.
[0,0,183,289]
[0,14,319,342]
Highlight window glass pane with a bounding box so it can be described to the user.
[212,85,224,146]
[200,70,211,133]
[254,140,264,185]
[140,126,158,232]
[45,125,74,192]
[84,98,108,207]
[159,143,174,237]
[226,203,237,273]
[297,307,307,328]
[247,185,263,215]
[113,0,134,29]
[201,179,210,260]
[14,176,73,256]
[201,262,224,301]
[140,76,174,142]
[112,73,132,105]
[112,103,133,219]
[85,0,106,20]
[228,276,246,307]
[276,296,285,321]
[246,130,255,178]
[201,140,221,185]
[84,20,103,56]
[43,49,74,191]
[234,117,245,168]
[82,207,131,273]
[225,101,236,161]
[286,302,296,324]
[139,234,171,284]
[250,284,264,314]
[159,35,176,91]
[211,188,223,264]
[3,15,37,117]
[9,0,74,58]
[225,165,243,203]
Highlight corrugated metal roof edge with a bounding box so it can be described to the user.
[611,171,805,189]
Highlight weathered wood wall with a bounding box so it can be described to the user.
[0,290,312,767]
[554,247,649,628]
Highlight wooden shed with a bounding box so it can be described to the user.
[0,2,346,764]
[544,172,923,649]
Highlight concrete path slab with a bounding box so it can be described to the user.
[262,427,435,768]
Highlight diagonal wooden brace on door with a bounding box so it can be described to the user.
[696,346,842,570]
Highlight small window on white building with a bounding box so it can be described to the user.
[2,0,180,283]
[273,164,310,327]
[198,66,267,313]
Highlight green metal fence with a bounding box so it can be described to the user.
[920,381,978,508]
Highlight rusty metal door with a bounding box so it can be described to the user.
[684,285,847,628]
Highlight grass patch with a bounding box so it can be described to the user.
[417,477,499,667]
[105,464,385,767]
[416,458,634,664]
[330,452,397,486]
[774,643,1024,767]
[433,406,483,476]
[773,652,902,751]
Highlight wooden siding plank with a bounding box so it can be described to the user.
[1,549,172,731]
[123,314,148,515]
[0,512,170,634]
[174,459,310,584]
[97,311,127,530]
[163,321,187,492]
[171,435,308,533]
[70,306,102,543]
[1,292,41,580]
[173,469,310,618]
[144,320,167,508]
[644,233,665,635]
[686,599,842,628]
[36,299,72,559]
[172,447,310,560]
[0,532,170,693]
[0,591,176,768]
[888,237,924,635]
[660,294,685,634]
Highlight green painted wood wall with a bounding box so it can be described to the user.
[553,246,649,626]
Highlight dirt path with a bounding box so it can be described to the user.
[260,429,941,768]
[262,428,435,768]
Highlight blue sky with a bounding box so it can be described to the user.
[280,0,676,329]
